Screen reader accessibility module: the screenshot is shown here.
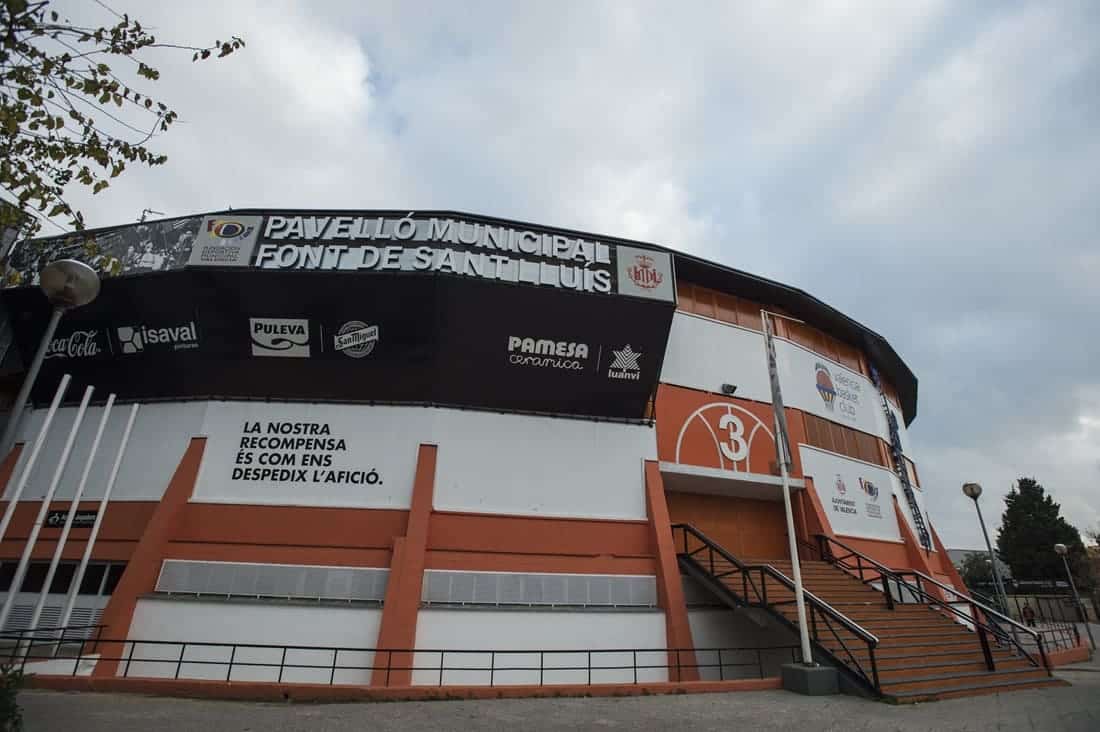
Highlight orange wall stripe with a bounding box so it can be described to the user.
[644,460,698,682]
[371,444,437,687]
[92,437,207,677]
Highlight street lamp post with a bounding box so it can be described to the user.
[961,482,1011,615]
[1054,543,1096,653]
[0,259,100,456]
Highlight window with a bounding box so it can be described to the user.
[802,414,887,468]
[78,563,107,595]
[102,563,126,595]
[0,560,125,596]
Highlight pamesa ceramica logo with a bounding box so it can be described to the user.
[117,321,198,354]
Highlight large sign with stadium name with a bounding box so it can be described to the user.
[7,210,676,304]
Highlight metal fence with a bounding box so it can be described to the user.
[3,628,798,687]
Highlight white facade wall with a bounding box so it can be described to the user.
[6,402,206,502]
[122,597,383,684]
[412,608,668,686]
[687,608,798,680]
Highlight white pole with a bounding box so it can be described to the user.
[29,394,115,635]
[0,385,93,632]
[0,373,72,547]
[58,403,138,631]
[0,307,64,457]
[761,310,814,666]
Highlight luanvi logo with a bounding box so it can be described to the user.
[116,322,199,354]
[334,321,379,359]
[250,318,310,358]
[607,344,642,381]
[507,336,589,371]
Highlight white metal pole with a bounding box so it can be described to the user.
[0,306,64,457]
[0,373,72,546]
[761,310,814,665]
[29,394,115,635]
[0,384,93,632]
[58,403,138,631]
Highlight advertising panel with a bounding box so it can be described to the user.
[192,401,421,508]
[798,445,901,542]
[776,340,879,436]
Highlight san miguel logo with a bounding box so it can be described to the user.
[815,362,837,410]
[625,254,663,290]
[334,321,379,359]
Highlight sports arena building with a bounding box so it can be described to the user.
[0,210,1074,701]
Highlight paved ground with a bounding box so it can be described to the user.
[17,664,1100,731]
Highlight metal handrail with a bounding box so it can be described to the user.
[813,534,1050,672]
[817,534,1040,640]
[674,524,879,645]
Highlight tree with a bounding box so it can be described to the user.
[996,477,1090,589]
[958,552,994,591]
[0,0,243,237]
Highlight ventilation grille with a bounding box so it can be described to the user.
[422,570,657,607]
[156,560,389,602]
[1,604,102,635]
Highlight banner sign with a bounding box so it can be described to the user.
[2,267,673,421]
[799,445,901,542]
[5,210,676,304]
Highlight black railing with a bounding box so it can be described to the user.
[965,587,1083,653]
[1,627,797,686]
[671,523,881,695]
[812,534,1051,674]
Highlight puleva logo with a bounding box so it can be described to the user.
[859,478,880,501]
[626,254,663,290]
[815,362,837,410]
[207,219,254,240]
[835,474,847,495]
[250,318,310,358]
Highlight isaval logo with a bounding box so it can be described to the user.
[815,362,837,410]
[507,336,589,371]
[116,322,198,354]
[626,254,664,290]
[207,219,254,241]
[334,321,379,359]
[607,344,642,381]
[250,318,310,358]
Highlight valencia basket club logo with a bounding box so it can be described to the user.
[815,362,837,410]
[626,254,664,290]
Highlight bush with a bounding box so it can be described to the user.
[0,663,25,732]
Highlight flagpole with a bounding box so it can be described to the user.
[762,309,814,666]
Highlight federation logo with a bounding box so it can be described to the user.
[607,344,642,381]
[334,321,379,359]
[625,254,664,290]
[815,362,837,410]
[835,474,847,495]
[859,478,880,501]
[207,219,254,240]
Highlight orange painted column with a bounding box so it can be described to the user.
[372,443,437,687]
[644,460,699,682]
[92,438,207,677]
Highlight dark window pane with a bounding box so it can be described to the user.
[20,562,49,593]
[49,562,77,594]
[0,562,15,592]
[102,564,127,595]
[78,564,107,595]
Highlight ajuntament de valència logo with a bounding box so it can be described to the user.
[117,321,199,354]
[334,321,379,359]
[607,344,642,381]
[250,317,310,358]
[507,336,589,371]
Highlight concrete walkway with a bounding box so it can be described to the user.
[15,665,1099,731]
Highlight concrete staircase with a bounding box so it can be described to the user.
[753,558,1066,702]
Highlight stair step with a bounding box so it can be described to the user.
[882,667,1052,694]
[888,677,1067,703]
[878,659,1033,680]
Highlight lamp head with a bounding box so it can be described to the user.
[1054,543,1068,556]
[39,259,100,309]
[961,482,983,500]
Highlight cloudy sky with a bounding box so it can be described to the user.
[40,1,1100,549]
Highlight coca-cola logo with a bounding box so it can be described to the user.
[45,330,105,359]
